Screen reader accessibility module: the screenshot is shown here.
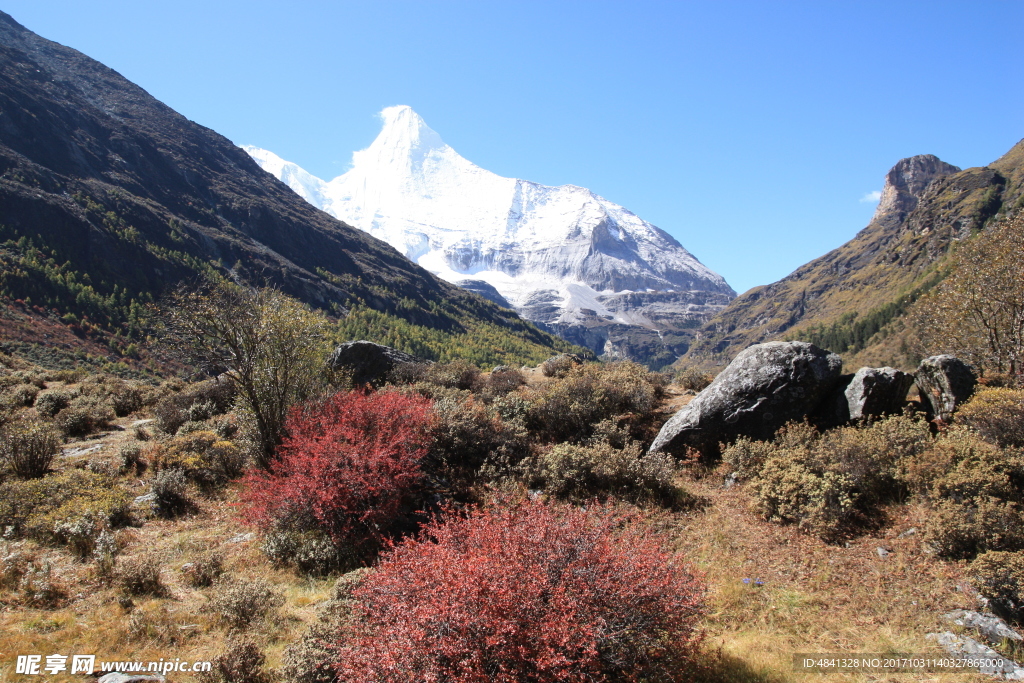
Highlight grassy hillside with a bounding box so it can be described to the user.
[684,141,1024,371]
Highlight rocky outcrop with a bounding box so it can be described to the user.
[649,341,842,456]
[456,280,512,309]
[943,610,1022,647]
[874,154,962,220]
[328,341,429,387]
[927,632,1024,679]
[842,366,915,421]
[916,355,977,421]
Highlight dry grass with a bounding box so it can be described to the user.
[0,362,1010,683]
[673,468,993,682]
[0,485,333,682]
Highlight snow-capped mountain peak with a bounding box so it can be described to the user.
[245,106,735,364]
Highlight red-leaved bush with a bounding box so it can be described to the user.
[243,389,433,549]
[337,500,706,683]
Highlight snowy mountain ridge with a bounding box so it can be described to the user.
[244,106,735,364]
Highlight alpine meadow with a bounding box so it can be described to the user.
[2,5,1024,683]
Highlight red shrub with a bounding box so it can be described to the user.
[243,389,433,548]
[338,500,706,683]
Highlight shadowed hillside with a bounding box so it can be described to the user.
[0,11,576,369]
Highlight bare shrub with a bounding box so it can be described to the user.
[118,554,165,596]
[151,469,195,518]
[540,353,582,378]
[209,579,283,628]
[1,417,61,478]
[52,512,102,560]
[20,559,67,608]
[958,387,1024,448]
[181,552,224,588]
[199,638,269,683]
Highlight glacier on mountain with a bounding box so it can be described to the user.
[244,106,734,364]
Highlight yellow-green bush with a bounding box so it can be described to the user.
[674,365,715,392]
[526,422,686,508]
[925,498,1024,559]
[34,389,73,418]
[898,426,1024,559]
[422,359,482,391]
[969,550,1024,618]
[482,367,527,399]
[427,391,529,497]
[153,378,236,435]
[541,353,583,378]
[144,430,244,486]
[0,469,132,548]
[958,387,1024,448]
[54,393,114,437]
[3,382,39,407]
[527,361,664,443]
[744,416,932,541]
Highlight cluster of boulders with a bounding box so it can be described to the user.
[650,341,977,457]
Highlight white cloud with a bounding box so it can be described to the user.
[859,190,882,204]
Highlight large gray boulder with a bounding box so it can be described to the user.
[650,341,842,456]
[842,366,915,421]
[915,355,977,421]
[328,341,429,387]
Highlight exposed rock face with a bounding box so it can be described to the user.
[649,341,842,456]
[944,610,1023,647]
[927,632,1024,679]
[456,280,512,309]
[874,154,963,220]
[843,366,915,421]
[328,341,429,387]
[916,355,977,421]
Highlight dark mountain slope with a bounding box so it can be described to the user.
[686,141,1024,369]
[0,11,575,367]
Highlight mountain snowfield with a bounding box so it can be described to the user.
[244,106,735,363]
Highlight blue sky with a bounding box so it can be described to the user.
[4,1,1022,294]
